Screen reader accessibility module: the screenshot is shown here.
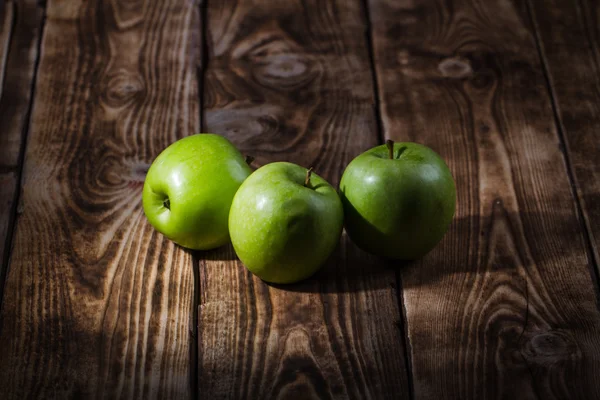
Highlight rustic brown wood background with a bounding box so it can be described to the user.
[0,0,599,399]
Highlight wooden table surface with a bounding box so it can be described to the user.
[1,0,599,398]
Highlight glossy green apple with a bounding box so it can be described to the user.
[229,162,344,284]
[339,140,456,260]
[143,134,252,250]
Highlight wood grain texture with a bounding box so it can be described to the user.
[527,0,600,279]
[368,0,600,398]
[0,1,13,96]
[0,0,15,275]
[0,0,43,294]
[199,0,410,398]
[0,0,200,398]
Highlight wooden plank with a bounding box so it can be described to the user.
[0,0,201,398]
[0,0,43,296]
[199,0,410,398]
[527,0,600,278]
[0,0,15,273]
[0,0,13,277]
[0,1,13,97]
[368,0,600,398]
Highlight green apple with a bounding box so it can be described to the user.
[229,162,344,284]
[339,140,456,260]
[143,134,252,250]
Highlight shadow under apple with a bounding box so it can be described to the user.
[192,197,581,297]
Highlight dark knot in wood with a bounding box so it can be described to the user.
[262,54,308,78]
[522,330,577,363]
[438,56,472,79]
[253,53,319,90]
[205,107,284,151]
[103,72,145,107]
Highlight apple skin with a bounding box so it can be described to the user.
[339,142,456,260]
[228,162,344,284]
[143,134,252,250]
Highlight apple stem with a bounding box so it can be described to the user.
[386,139,394,159]
[245,155,255,165]
[304,167,314,187]
[163,198,171,210]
